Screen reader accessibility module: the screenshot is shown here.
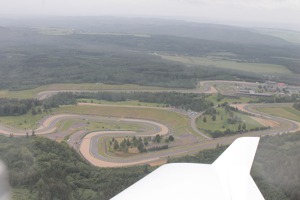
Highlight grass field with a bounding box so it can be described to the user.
[257,105,300,122]
[56,118,144,132]
[196,107,264,134]
[160,54,292,75]
[56,105,194,136]
[78,99,165,107]
[0,112,48,130]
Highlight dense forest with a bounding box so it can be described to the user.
[0,136,149,200]
[0,98,41,116]
[1,132,300,199]
[293,101,300,111]
[252,94,300,104]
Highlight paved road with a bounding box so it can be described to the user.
[82,103,300,167]
[36,80,257,100]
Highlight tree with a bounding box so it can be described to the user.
[31,107,37,115]
[155,134,161,143]
[242,123,246,130]
[212,115,216,121]
[238,123,242,132]
[113,140,119,150]
[137,142,145,153]
[168,135,175,142]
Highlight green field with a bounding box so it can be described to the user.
[78,99,165,107]
[160,54,292,75]
[196,107,264,134]
[56,118,144,133]
[257,105,300,122]
[56,105,194,136]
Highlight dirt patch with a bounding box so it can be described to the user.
[148,159,167,167]
[230,104,248,112]
[204,86,218,94]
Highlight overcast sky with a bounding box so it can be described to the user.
[1,0,300,30]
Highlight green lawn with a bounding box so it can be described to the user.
[257,105,300,122]
[56,118,145,133]
[196,107,264,134]
[160,54,292,75]
[85,120,144,132]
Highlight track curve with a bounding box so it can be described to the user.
[0,102,300,168]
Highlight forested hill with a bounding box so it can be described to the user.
[0,18,299,90]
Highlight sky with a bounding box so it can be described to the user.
[1,0,300,30]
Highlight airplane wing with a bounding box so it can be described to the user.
[111,137,264,200]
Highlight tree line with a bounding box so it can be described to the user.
[111,135,174,153]
[0,98,41,116]
[50,91,213,112]
[293,101,300,111]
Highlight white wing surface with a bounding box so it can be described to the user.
[111,137,264,200]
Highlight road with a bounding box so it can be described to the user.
[36,80,256,100]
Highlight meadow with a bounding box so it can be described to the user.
[160,54,292,75]
[56,104,194,136]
